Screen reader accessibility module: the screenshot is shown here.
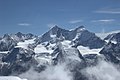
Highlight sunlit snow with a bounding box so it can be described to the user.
[0,76,27,80]
[77,46,102,56]
[15,38,35,49]
[0,51,9,54]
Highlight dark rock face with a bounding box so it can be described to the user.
[104,32,120,42]
[73,30,105,49]
[41,26,105,49]
[40,25,73,42]
[51,45,65,64]
[2,48,34,63]
[100,32,120,64]
[0,47,35,75]
[83,54,98,66]
[0,34,16,51]
[100,42,120,63]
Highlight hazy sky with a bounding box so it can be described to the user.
[0,0,120,35]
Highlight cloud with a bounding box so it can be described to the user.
[82,60,120,80]
[18,59,120,80]
[91,19,115,23]
[69,20,83,24]
[18,23,31,26]
[94,8,120,14]
[19,64,73,80]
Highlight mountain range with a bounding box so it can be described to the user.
[0,25,120,80]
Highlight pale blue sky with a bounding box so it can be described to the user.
[0,0,120,35]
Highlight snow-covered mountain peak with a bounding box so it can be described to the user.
[75,26,86,32]
[2,34,11,40]
[104,32,120,43]
[50,25,60,30]
[16,32,24,37]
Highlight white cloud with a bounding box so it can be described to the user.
[18,23,31,26]
[82,60,120,80]
[94,8,120,14]
[91,19,115,23]
[69,20,83,24]
[19,64,73,80]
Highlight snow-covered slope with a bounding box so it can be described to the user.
[0,76,27,80]
[16,38,35,49]
[34,42,55,54]
[77,46,102,56]
[0,51,9,54]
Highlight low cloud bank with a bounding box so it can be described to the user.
[82,60,120,80]
[19,64,73,80]
[19,60,120,80]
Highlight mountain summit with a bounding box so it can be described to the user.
[40,26,105,49]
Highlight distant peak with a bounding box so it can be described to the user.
[75,26,86,32]
[26,33,34,36]
[15,32,24,38]
[77,26,85,29]
[16,32,23,35]
[50,25,63,31]
[51,25,60,29]
[54,25,59,28]
[3,34,10,38]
